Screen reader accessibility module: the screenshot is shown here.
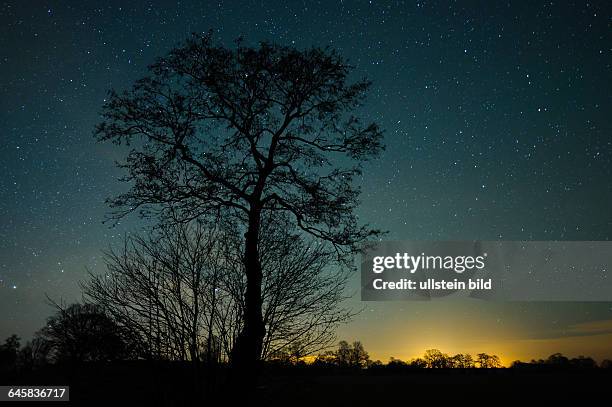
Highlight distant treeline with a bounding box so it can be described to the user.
[3,322,611,374]
[269,340,612,369]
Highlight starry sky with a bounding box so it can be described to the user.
[1,0,611,363]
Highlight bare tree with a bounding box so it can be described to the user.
[84,220,226,362]
[451,353,475,368]
[258,213,354,359]
[94,33,384,370]
[335,340,370,368]
[476,353,502,368]
[423,349,453,368]
[84,215,354,363]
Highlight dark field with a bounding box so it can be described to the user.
[3,364,610,405]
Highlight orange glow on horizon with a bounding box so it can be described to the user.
[335,304,612,367]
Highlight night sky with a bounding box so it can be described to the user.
[1,0,611,363]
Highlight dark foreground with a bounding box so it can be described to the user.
[2,363,611,405]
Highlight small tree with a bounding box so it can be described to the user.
[546,353,569,366]
[84,221,227,362]
[18,338,52,370]
[0,335,20,370]
[424,349,453,368]
[451,353,475,368]
[37,303,137,363]
[476,353,502,368]
[408,358,427,368]
[312,350,337,368]
[386,357,408,369]
[569,356,596,368]
[335,340,369,368]
[349,341,370,368]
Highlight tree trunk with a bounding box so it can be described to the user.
[231,206,266,379]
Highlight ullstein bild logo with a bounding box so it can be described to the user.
[361,241,612,302]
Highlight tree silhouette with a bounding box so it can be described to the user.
[257,214,354,358]
[18,337,52,371]
[84,214,353,363]
[312,350,338,368]
[424,349,452,368]
[408,358,427,368]
[569,356,596,368]
[546,352,569,366]
[94,33,384,373]
[476,353,502,368]
[85,220,228,362]
[511,353,599,369]
[451,353,475,368]
[334,340,370,368]
[0,335,20,371]
[37,303,138,363]
[386,357,408,370]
